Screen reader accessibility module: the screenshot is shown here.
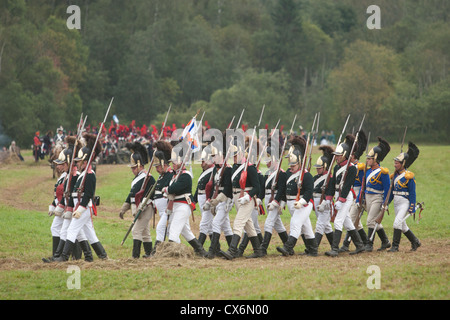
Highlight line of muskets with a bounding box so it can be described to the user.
[58,103,423,249]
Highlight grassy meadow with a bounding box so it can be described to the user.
[0,145,449,300]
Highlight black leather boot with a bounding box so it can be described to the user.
[246,236,264,258]
[358,228,369,246]
[376,228,391,251]
[132,239,142,258]
[325,230,342,257]
[304,238,318,257]
[206,232,221,259]
[219,234,241,260]
[237,233,249,257]
[53,240,75,262]
[404,229,421,251]
[188,238,208,257]
[276,236,297,256]
[365,228,374,252]
[79,240,94,262]
[388,229,402,252]
[348,229,365,255]
[339,232,350,252]
[260,232,272,256]
[72,240,82,260]
[278,231,289,244]
[91,242,108,259]
[315,232,323,247]
[198,232,207,246]
[52,236,60,256]
[142,242,153,258]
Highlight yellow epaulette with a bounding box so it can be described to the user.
[380,167,389,175]
[390,173,394,179]
[357,162,366,171]
[405,171,415,180]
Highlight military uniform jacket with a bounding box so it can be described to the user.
[389,169,416,213]
[357,165,390,203]
[153,169,174,200]
[211,164,233,199]
[125,170,154,205]
[354,161,366,188]
[285,168,313,203]
[168,170,193,203]
[52,171,68,206]
[312,172,333,200]
[264,168,287,203]
[73,169,96,208]
[193,166,214,203]
[231,163,260,198]
[329,160,357,202]
[60,171,80,208]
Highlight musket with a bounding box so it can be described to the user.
[353,132,371,229]
[256,119,280,171]
[77,97,114,203]
[330,114,365,222]
[400,202,424,224]
[319,114,351,206]
[64,114,87,207]
[269,114,297,204]
[135,105,172,206]
[295,113,317,202]
[370,126,408,241]
[307,112,320,172]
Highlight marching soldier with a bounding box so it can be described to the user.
[151,140,174,253]
[162,143,207,256]
[203,140,234,259]
[220,134,264,259]
[194,145,215,245]
[312,146,334,249]
[119,142,155,258]
[357,136,391,252]
[340,130,369,252]
[276,136,318,257]
[53,133,108,262]
[388,142,421,252]
[261,142,289,256]
[324,134,365,257]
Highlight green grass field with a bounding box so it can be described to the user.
[0,145,449,301]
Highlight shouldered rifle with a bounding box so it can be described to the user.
[319,114,351,206]
[269,114,297,203]
[295,113,317,202]
[353,131,371,228]
[331,115,365,222]
[256,119,280,171]
[77,97,114,204]
[135,105,172,206]
[307,112,320,172]
[63,114,87,207]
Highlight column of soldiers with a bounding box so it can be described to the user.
[43,119,421,262]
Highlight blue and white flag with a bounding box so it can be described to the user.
[181,117,201,153]
[112,115,119,124]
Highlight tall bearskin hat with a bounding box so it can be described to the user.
[229,130,245,158]
[353,130,367,160]
[128,142,149,168]
[314,145,334,170]
[367,136,390,163]
[53,136,81,165]
[333,133,355,159]
[75,133,102,162]
[394,142,419,169]
[170,140,189,165]
[152,140,172,167]
[244,134,260,163]
[264,136,283,165]
[286,135,306,166]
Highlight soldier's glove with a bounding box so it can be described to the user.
[119,202,131,219]
[294,198,308,209]
[334,201,344,211]
[268,200,279,211]
[48,205,56,216]
[54,204,65,217]
[238,193,251,205]
[63,207,73,219]
[225,198,233,212]
[317,200,330,212]
[131,203,138,218]
[202,200,212,211]
[162,187,169,198]
[210,192,227,207]
[73,206,85,219]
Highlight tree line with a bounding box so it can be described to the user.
[1,0,449,148]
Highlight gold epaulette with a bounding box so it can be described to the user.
[405,171,415,180]
[357,162,366,171]
[380,167,389,175]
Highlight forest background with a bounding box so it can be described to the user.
[1,0,449,148]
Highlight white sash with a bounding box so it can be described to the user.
[286,171,300,185]
[313,175,327,189]
[367,168,381,182]
[198,166,214,183]
[265,170,278,188]
[231,163,246,183]
[131,170,146,188]
[394,172,406,187]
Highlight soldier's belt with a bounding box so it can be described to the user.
[313,193,322,198]
[233,187,252,194]
[393,191,409,196]
[286,195,298,200]
[198,190,206,194]
[72,192,84,198]
[365,187,383,194]
[173,193,192,202]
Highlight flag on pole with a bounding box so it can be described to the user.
[181,117,201,153]
[113,115,119,124]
